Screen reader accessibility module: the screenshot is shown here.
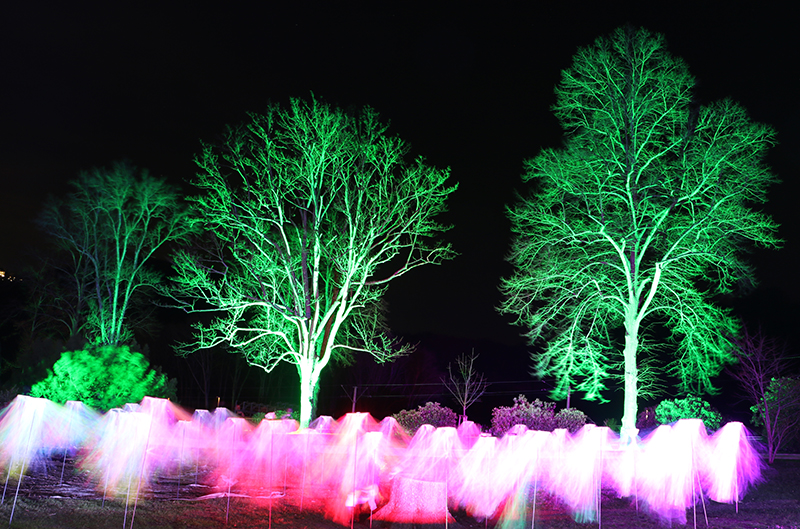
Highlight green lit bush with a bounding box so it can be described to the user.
[29,344,177,411]
[393,402,458,435]
[655,394,722,430]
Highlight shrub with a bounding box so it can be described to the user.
[491,395,557,437]
[555,407,588,433]
[604,417,621,433]
[655,394,722,430]
[29,343,177,411]
[394,402,458,435]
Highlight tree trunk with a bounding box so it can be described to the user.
[298,358,322,428]
[621,316,639,442]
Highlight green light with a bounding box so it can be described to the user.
[29,344,177,411]
[500,27,780,440]
[170,96,457,428]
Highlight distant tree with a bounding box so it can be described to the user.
[752,377,800,462]
[729,326,800,462]
[442,350,489,423]
[38,162,192,345]
[168,97,457,428]
[21,255,90,346]
[500,27,780,439]
[29,343,176,411]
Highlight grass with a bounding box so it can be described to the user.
[0,459,797,528]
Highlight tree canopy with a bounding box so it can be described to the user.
[169,96,457,427]
[500,27,780,438]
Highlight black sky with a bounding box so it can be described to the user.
[2,2,798,401]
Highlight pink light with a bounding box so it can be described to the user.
[0,396,764,527]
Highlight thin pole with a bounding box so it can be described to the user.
[351,428,358,529]
[123,473,133,529]
[226,423,236,525]
[2,456,14,504]
[598,433,603,529]
[300,432,309,510]
[269,425,273,529]
[130,416,154,529]
[178,424,186,499]
[60,410,74,486]
[9,408,38,525]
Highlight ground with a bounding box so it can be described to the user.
[0,456,797,528]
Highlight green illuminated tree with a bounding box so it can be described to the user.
[169,97,456,428]
[38,163,192,345]
[500,27,780,439]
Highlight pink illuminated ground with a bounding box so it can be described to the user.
[0,456,798,528]
[0,396,797,528]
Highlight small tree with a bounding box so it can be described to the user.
[730,327,800,462]
[442,350,489,423]
[751,378,800,462]
[29,343,177,411]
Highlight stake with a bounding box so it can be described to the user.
[123,472,133,529]
[269,425,273,529]
[178,424,186,499]
[130,415,154,529]
[2,456,14,504]
[225,420,237,525]
[9,408,38,525]
[351,427,358,529]
[102,459,111,507]
[598,433,603,529]
[300,432,309,511]
[60,409,74,486]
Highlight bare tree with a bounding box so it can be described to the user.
[442,350,489,424]
[729,326,800,463]
[38,162,192,345]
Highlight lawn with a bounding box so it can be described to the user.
[0,457,797,528]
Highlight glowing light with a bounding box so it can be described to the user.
[0,395,763,526]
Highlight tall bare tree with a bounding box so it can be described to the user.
[169,97,457,427]
[38,162,192,345]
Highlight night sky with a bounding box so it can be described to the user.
[2,3,798,420]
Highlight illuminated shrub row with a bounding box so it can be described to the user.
[490,394,587,437]
[393,396,589,437]
[655,394,722,430]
